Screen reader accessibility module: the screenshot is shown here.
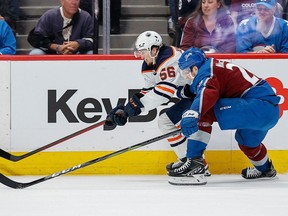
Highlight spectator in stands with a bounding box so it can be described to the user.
[28,0,93,55]
[230,0,284,29]
[0,19,16,54]
[180,0,236,53]
[236,0,288,53]
[0,0,19,34]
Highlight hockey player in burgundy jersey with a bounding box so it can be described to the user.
[105,31,211,175]
[168,47,280,185]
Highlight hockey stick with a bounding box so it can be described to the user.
[0,120,106,162]
[0,129,181,189]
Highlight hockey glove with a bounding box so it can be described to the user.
[176,84,196,99]
[124,93,144,116]
[180,110,199,137]
[105,105,128,126]
[105,94,144,126]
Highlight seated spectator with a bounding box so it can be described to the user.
[230,0,284,29]
[236,0,288,53]
[0,19,16,54]
[28,0,93,55]
[180,0,236,53]
[0,0,19,34]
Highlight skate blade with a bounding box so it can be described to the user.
[168,175,207,186]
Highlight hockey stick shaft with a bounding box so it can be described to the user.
[0,129,181,189]
[0,120,106,162]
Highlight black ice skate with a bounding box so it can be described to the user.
[241,161,277,180]
[166,157,186,171]
[166,157,211,177]
[168,157,207,185]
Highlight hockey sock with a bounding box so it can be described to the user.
[239,143,270,172]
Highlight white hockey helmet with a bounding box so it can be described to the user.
[134,31,162,57]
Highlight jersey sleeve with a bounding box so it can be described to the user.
[190,77,220,117]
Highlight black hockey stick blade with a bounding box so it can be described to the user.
[0,120,106,162]
[0,129,181,189]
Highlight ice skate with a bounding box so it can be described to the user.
[168,157,207,185]
[166,157,211,177]
[242,161,277,180]
[166,157,186,171]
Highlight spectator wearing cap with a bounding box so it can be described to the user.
[230,0,284,29]
[236,0,288,53]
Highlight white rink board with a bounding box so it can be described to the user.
[0,61,10,147]
[4,58,288,152]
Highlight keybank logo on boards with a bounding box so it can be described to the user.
[47,89,178,130]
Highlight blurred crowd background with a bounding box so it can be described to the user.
[1,0,288,55]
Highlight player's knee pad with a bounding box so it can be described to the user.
[158,112,177,133]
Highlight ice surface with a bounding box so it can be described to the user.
[1,174,288,216]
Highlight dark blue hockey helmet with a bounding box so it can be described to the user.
[178,47,207,70]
